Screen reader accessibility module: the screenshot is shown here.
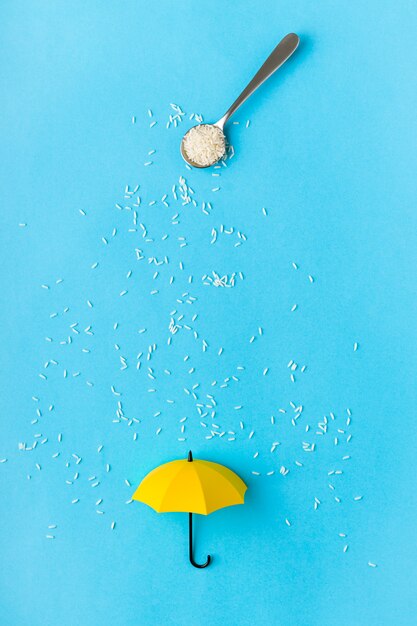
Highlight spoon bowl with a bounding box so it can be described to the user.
[181,123,226,168]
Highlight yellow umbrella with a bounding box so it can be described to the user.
[132,450,247,568]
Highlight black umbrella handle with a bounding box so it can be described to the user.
[189,513,211,568]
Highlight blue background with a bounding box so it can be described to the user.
[1,1,417,625]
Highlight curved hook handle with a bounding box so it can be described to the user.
[190,552,211,569]
[189,513,211,569]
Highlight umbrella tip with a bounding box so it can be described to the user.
[187,450,193,462]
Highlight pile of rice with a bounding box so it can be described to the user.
[182,124,226,167]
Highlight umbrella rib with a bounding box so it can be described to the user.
[152,463,186,511]
[191,466,210,514]
[197,463,247,513]
[157,464,208,513]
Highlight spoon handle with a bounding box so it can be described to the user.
[216,33,300,129]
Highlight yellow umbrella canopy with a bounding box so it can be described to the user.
[132,450,247,568]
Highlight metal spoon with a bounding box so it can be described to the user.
[180,33,300,168]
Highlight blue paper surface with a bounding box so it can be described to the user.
[1,1,417,625]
